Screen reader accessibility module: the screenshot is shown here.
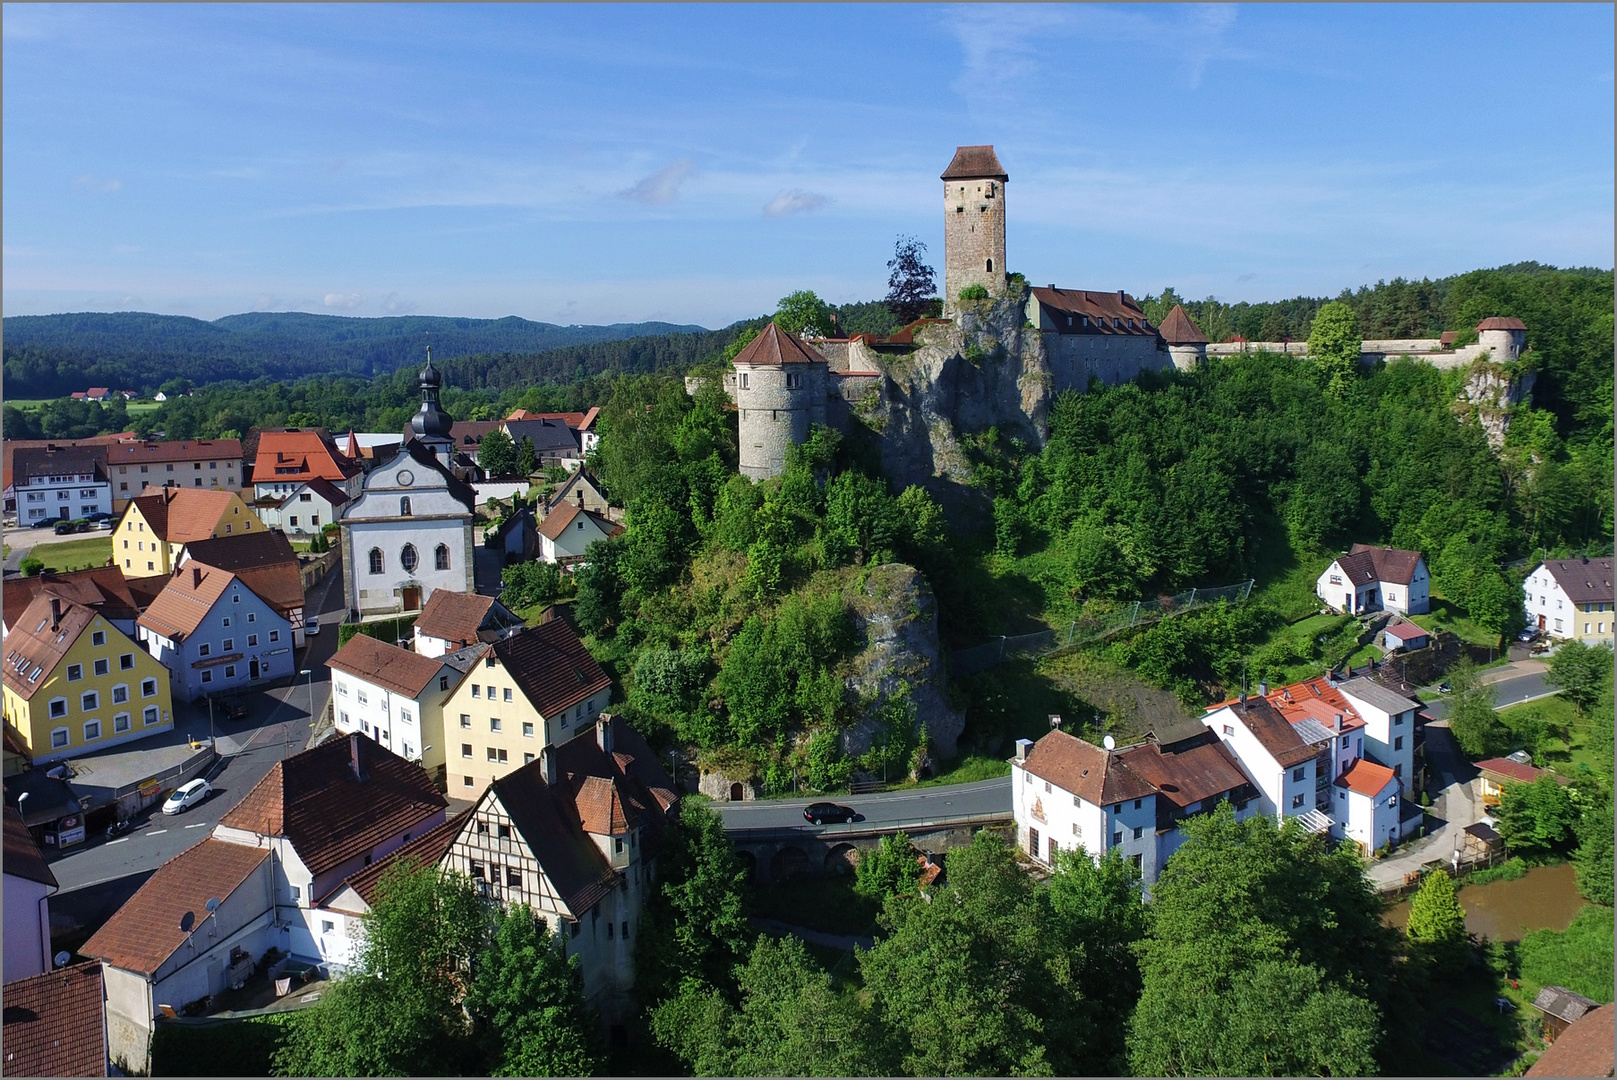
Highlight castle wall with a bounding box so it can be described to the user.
[735,365,827,480]
[1041,331,1174,392]
[1168,344,1205,371]
[943,178,1006,311]
[1202,338,1501,370]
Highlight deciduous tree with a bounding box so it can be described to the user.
[884,235,937,326]
[477,428,517,477]
[1547,640,1615,716]
[1307,300,1362,397]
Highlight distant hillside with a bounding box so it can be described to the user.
[1,310,710,397]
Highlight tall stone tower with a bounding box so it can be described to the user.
[942,145,1008,314]
[731,323,828,480]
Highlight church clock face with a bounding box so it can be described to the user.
[396,470,414,487]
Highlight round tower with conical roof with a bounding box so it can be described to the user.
[731,323,828,480]
[1158,304,1210,371]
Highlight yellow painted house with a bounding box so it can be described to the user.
[2,594,175,765]
[115,487,264,579]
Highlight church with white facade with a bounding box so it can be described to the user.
[340,354,478,618]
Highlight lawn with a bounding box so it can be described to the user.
[1410,597,1502,649]
[31,536,114,571]
[1504,695,1605,775]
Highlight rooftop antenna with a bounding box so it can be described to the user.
[53,950,71,968]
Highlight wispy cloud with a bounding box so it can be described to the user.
[74,174,122,194]
[619,158,695,205]
[763,189,827,218]
[323,292,363,310]
[383,292,417,314]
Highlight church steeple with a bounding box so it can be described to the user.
[410,346,455,470]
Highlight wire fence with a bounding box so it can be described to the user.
[949,579,1256,677]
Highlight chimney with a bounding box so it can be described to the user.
[1015,738,1034,761]
[349,733,366,782]
[540,746,557,786]
[1334,712,1343,733]
[597,714,613,755]
[1259,679,1268,697]
[49,598,63,631]
[1239,691,1247,707]
[191,567,202,589]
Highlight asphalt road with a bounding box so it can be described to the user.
[1420,668,1553,720]
[714,775,1011,835]
[46,565,346,895]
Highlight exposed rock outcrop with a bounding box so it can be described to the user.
[841,563,964,763]
[1460,358,1536,450]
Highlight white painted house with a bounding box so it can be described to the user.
[3,806,57,983]
[328,631,480,784]
[1336,678,1419,793]
[1333,758,1403,856]
[1316,544,1430,616]
[1524,557,1614,643]
[253,476,350,537]
[11,444,112,524]
[1010,728,1257,886]
[538,501,623,566]
[136,564,293,703]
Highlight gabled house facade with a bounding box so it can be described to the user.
[251,476,350,536]
[538,500,623,566]
[104,439,243,506]
[1315,544,1430,616]
[10,445,112,525]
[328,632,477,782]
[436,615,613,796]
[113,487,264,579]
[1524,556,1613,642]
[136,564,292,702]
[1011,728,1257,885]
[3,595,175,764]
[411,590,523,658]
[546,466,609,517]
[439,714,677,1022]
[175,530,307,647]
[1333,758,1402,856]
[250,428,363,503]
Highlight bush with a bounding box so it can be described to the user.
[500,560,561,610]
[336,614,417,648]
[957,284,989,301]
[853,831,921,900]
[18,556,44,577]
[1519,904,1615,1003]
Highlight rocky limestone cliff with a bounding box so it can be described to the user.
[841,563,964,765]
[1459,357,1536,450]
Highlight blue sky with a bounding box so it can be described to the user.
[4,4,1612,328]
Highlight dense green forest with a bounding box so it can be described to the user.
[0,310,710,396]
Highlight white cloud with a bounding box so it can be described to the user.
[323,292,364,309]
[763,189,827,218]
[619,158,695,205]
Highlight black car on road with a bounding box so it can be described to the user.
[804,802,858,825]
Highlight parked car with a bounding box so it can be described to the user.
[804,802,858,825]
[218,696,250,721]
[162,779,212,815]
[1517,629,1538,643]
[304,617,320,636]
[86,511,112,522]
[53,520,77,535]
[30,517,61,529]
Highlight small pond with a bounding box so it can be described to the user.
[1384,861,1585,941]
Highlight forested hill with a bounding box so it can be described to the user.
[0,310,710,397]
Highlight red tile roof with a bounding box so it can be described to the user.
[4,805,58,887]
[179,531,303,618]
[103,439,243,467]
[1476,317,1528,331]
[1223,696,1320,768]
[1383,621,1429,641]
[412,590,520,649]
[1335,757,1397,797]
[219,734,447,880]
[251,429,360,486]
[322,807,472,910]
[122,487,246,545]
[3,566,143,635]
[491,619,613,720]
[1029,287,1156,335]
[730,322,829,367]
[1020,730,1157,807]
[137,564,239,640]
[3,595,101,702]
[1527,1003,1613,1077]
[1157,304,1209,345]
[1338,543,1425,586]
[327,634,447,699]
[1475,758,1570,787]
[941,144,1008,181]
[537,500,622,543]
[81,839,269,976]
[1,961,108,1077]
[1116,736,1253,809]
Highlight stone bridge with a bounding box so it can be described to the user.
[725,812,1012,886]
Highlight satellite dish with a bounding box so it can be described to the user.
[1102,734,1116,751]
[179,911,195,933]
[204,897,221,913]
[1048,714,1062,730]
[53,951,71,968]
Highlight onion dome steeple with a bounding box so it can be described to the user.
[410,346,453,440]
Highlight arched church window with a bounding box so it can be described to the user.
[368,548,384,575]
[400,497,412,517]
[986,259,994,272]
[400,544,419,574]
[435,544,450,571]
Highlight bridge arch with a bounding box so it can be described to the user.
[770,845,809,882]
[825,843,859,875]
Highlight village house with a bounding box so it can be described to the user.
[104,439,243,506]
[4,805,58,982]
[211,734,449,973]
[1315,544,1431,616]
[3,595,175,765]
[1331,758,1403,855]
[507,407,602,457]
[9,444,112,525]
[503,417,581,467]
[1,960,110,1078]
[251,476,350,537]
[1523,556,1614,643]
[1010,727,1257,885]
[489,504,540,562]
[328,632,484,784]
[437,615,613,796]
[439,713,677,1026]
[135,563,293,702]
[113,487,263,579]
[176,530,307,647]
[411,590,523,658]
[3,566,147,642]
[250,427,363,503]
[539,500,623,566]
[546,466,610,517]
[1473,755,1571,812]
[81,839,275,1073]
